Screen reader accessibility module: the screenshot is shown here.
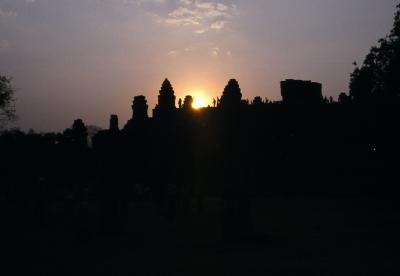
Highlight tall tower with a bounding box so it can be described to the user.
[219,79,243,109]
[123,95,149,131]
[153,78,176,118]
[183,95,194,110]
[109,114,119,132]
[132,95,149,121]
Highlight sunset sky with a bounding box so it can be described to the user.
[0,0,397,131]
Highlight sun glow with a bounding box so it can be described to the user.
[192,96,208,109]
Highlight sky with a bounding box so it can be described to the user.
[0,0,398,131]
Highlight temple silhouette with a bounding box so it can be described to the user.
[98,77,324,136]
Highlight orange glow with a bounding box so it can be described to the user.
[192,96,208,109]
[175,75,221,109]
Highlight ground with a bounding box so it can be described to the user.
[4,196,400,275]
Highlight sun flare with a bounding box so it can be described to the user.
[192,96,208,109]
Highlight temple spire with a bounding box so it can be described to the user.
[153,78,176,118]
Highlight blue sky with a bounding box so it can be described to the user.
[0,0,397,131]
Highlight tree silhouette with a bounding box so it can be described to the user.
[350,4,400,103]
[0,75,16,129]
[338,92,351,104]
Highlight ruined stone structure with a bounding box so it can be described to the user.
[281,79,322,104]
[109,114,119,132]
[124,95,149,131]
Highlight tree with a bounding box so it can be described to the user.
[0,75,16,129]
[350,4,400,103]
[338,92,351,104]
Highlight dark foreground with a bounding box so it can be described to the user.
[3,196,400,275]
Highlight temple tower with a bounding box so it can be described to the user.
[132,95,149,121]
[219,79,243,109]
[109,114,119,132]
[153,79,176,118]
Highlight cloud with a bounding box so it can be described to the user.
[167,50,178,57]
[0,8,17,17]
[179,0,192,5]
[132,0,166,5]
[195,28,208,34]
[0,0,35,18]
[210,20,225,30]
[212,47,219,56]
[142,0,235,34]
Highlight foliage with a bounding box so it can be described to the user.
[0,75,16,128]
[350,4,400,103]
[338,92,351,104]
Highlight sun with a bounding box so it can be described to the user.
[192,96,208,109]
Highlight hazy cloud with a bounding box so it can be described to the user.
[139,0,236,34]
[210,20,225,30]
[212,47,219,56]
[0,8,17,17]
[167,50,178,57]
